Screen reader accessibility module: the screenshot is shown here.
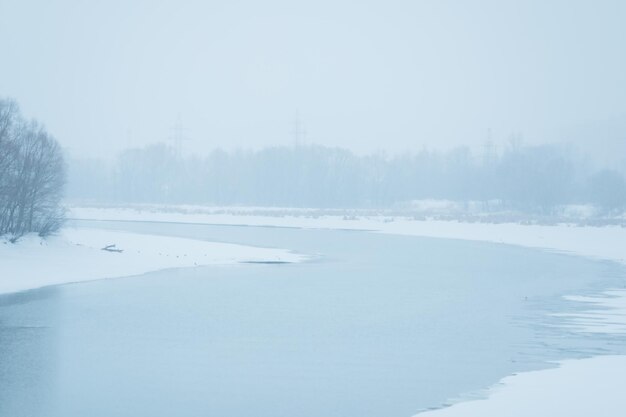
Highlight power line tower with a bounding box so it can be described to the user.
[291,110,306,148]
[169,115,189,157]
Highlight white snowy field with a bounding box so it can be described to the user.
[71,205,626,417]
[0,227,302,295]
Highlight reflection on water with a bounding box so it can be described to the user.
[0,222,625,417]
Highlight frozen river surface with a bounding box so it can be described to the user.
[1,221,625,417]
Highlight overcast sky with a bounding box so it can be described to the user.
[1,0,625,158]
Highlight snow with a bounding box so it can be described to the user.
[70,205,626,417]
[413,356,626,417]
[0,227,302,295]
[71,206,626,264]
[413,291,626,416]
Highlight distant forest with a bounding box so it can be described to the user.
[68,142,626,212]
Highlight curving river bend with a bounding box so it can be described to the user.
[1,220,625,417]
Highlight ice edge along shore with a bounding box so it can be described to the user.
[0,227,304,296]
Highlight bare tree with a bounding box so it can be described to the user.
[0,99,20,234]
[0,98,66,240]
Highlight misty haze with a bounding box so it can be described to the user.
[1,1,626,417]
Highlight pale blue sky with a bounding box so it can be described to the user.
[1,0,625,158]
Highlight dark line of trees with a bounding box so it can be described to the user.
[0,98,66,240]
[68,141,626,213]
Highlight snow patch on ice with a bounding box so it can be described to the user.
[554,290,626,334]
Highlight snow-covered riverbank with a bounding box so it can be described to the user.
[413,288,626,417]
[70,205,626,417]
[0,227,302,295]
[71,206,626,264]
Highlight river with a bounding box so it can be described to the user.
[1,220,624,417]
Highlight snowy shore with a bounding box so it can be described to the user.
[70,206,626,417]
[71,206,626,263]
[414,296,626,416]
[0,227,302,295]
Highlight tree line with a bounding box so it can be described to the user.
[68,141,626,213]
[0,98,66,240]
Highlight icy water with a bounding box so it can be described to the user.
[1,221,625,417]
